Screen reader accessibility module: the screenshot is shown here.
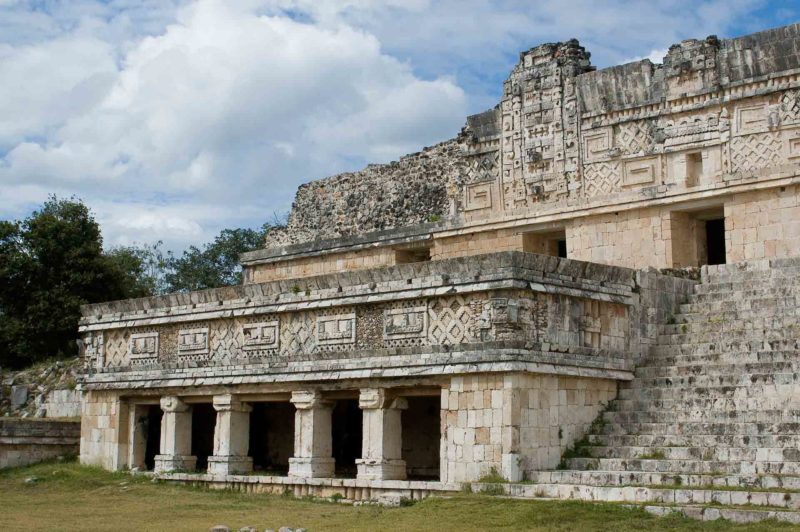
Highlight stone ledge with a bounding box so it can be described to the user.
[80,348,633,391]
[79,252,637,326]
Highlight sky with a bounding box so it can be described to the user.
[0,0,797,252]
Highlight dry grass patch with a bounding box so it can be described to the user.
[0,461,798,531]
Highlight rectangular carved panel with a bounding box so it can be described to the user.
[735,103,768,135]
[584,129,611,162]
[242,321,280,352]
[129,332,158,363]
[178,327,209,357]
[316,313,356,346]
[383,306,427,340]
[622,157,659,186]
[464,182,493,211]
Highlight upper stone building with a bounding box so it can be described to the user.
[77,23,800,522]
[250,23,800,279]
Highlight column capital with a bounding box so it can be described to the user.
[290,390,332,410]
[160,396,190,413]
[359,388,408,410]
[212,393,252,413]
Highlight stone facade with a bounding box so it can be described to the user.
[77,23,800,522]
[1,419,79,469]
[244,23,800,280]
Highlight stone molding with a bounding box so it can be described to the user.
[290,390,332,410]
[358,389,408,411]
[160,396,189,413]
[212,394,251,413]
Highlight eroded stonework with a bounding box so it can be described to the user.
[77,23,800,522]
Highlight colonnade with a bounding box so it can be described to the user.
[152,388,410,480]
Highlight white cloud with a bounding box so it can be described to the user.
[0,0,466,250]
[0,0,789,252]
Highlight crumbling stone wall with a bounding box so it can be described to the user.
[265,139,464,247]
[265,23,800,263]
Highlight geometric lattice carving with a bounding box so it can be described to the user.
[280,313,314,356]
[615,121,652,155]
[583,161,621,198]
[781,89,800,124]
[428,296,478,344]
[730,133,782,173]
[464,152,499,184]
[103,330,127,367]
[210,320,242,364]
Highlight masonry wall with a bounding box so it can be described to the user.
[566,208,670,269]
[440,372,616,483]
[80,391,127,470]
[0,419,80,469]
[248,247,395,284]
[725,185,800,262]
[431,229,523,261]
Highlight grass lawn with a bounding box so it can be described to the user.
[0,461,798,531]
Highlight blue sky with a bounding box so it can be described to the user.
[0,0,797,251]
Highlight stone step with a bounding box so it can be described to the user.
[660,316,800,336]
[702,261,800,283]
[583,445,800,462]
[657,328,800,345]
[565,457,800,475]
[679,298,800,314]
[617,385,797,402]
[689,294,798,309]
[623,372,798,389]
[602,409,800,425]
[694,278,800,294]
[530,469,800,490]
[647,347,799,365]
[641,504,800,524]
[673,310,800,327]
[477,480,800,514]
[634,360,798,378]
[598,420,800,437]
[612,396,798,413]
[587,433,800,449]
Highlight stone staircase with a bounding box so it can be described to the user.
[528,258,800,523]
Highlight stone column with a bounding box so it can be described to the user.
[356,388,408,480]
[154,396,196,473]
[207,394,253,476]
[288,390,335,478]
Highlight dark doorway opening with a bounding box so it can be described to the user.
[144,405,162,471]
[191,403,216,472]
[402,396,441,480]
[249,402,294,475]
[522,229,567,258]
[332,399,362,478]
[706,218,726,265]
[557,239,568,258]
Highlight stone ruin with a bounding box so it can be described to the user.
[77,23,800,523]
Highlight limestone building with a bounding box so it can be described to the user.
[79,23,800,519]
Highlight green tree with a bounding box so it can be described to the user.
[0,197,147,368]
[164,225,273,292]
[105,241,169,297]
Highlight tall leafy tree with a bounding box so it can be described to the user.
[0,197,146,368]
[164,225,273,292]
[105,241,169,297]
